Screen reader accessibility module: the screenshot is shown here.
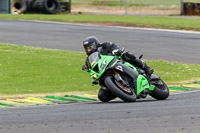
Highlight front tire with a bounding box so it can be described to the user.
[104,76,136,102]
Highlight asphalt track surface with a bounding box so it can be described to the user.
[0,19,200,133]
[1,92,200,133]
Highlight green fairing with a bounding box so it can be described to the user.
[88,52,155,95]
[136,75,150,95]
[124,62,138,73]
[149,85,155,91]
[89,55,115,81]
[85,52,169,102]
[136,75,155,95]
[124,62,153,95]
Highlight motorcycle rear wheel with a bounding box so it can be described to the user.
[104,76,136,102]
[150,79,169,100]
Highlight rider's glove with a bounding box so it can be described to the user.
[91,80,98,85]
[112,47,125,56]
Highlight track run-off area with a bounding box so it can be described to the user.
[0,19,200,133]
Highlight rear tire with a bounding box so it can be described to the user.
[150,79,169,100]
[104,76,136,102]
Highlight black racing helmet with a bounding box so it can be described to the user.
[83,36,100,55]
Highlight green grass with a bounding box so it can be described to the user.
[0,43,200,95]
[1,14,200,31]
[0,43,97,95]
[146,60,200,85]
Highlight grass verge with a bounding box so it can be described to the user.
[0,43,95,95]
[0,43,200,95]
[1,14,200,31]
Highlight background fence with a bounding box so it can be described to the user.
[1,0,200,15]
[71,0,200,15]
[0,0,10,14]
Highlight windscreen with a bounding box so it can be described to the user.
[88,52,100,68]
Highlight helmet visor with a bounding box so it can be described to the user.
[84,45,94,54]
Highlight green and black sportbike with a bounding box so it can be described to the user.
[82,51,169,102]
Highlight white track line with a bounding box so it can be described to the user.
[171,89,200,95]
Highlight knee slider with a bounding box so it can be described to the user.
[122,51,136,62]
[126,51,136,60]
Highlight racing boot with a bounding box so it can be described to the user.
[133,58,154,77]
[143,62,154,77]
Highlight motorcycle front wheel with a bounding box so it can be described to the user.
[104,76,136,102]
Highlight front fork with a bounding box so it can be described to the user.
[113,70,129,88]
[112,69,134,94]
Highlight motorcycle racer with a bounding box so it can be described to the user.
[83,36,154,102]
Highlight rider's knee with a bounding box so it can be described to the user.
[122,51,136,62]
[98,88,116,102]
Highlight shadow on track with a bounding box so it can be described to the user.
[86,98,169,104]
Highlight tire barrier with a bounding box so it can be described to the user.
[13,0,66,14]
[27,0,60,14]
[183,2,200,15]
[13,0,27,13]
